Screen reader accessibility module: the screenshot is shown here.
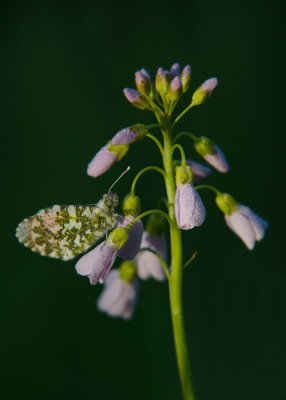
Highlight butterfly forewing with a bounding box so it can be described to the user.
[16,195,119,261]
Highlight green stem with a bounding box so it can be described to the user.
[195,184,221,196]
[146,133,164,155]
[130,166,165,195]
[162,122,195,400]
[171,144,187,166]
[126,209,174,230]
[174,131,198,144]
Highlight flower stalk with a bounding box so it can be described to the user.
[162,122,195,400]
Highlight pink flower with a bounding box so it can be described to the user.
[186,159,212,183]
[75,241,117,285]
[225,205,268,250]
[175,182,206,229]
[136,231,167,281]
[204,145,229,173]
[97,269,139,320]
[175,165,206,230]
[117,215,143,260]
[194,137,229,173]
[75,227,128,285]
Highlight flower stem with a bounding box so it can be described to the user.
[162,122,195,400]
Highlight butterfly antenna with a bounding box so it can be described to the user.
[108,166,131,193]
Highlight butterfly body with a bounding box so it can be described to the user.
[16,192,119,261]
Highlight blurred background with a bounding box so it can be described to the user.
[1,1,285,399]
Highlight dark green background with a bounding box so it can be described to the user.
[1,1,285,399]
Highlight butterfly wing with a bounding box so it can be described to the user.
[16,204,118,261]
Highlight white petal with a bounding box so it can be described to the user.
[225,212,256,250]
[238,205,269,242]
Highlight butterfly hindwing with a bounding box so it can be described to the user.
[16,194,119,261]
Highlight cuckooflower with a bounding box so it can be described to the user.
[136,231,167,281]
[111,124,148,145]
[186,159,212,183]
[117,216,143,260]
[75,227,128,285]
[97,261,139,320]
[216,193,268,250]
[194,136,229,173]
[123,88,148,110]
[87,143,129,178]
[191,77,218,106]
[175,165,206,229]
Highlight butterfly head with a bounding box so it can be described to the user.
[103,192,119,209]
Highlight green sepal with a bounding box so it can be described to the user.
[119,260,137,283]
[131,124,148,142]
[107,227,129,249]
[215,193,238,215]
[175,165,193,185]
[191,88,209,106]
[122,193,141,216]
[194,137,215,157]
[108,143,130,161]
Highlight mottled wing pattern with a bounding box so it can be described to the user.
[16,203,118,261]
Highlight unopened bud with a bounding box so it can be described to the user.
[155,68,170,96]
[111,124,148,145]
[168,76,183,101]
[119,260,137,283]
[181,65,191,92]
[191,77,218,106]
[135,68,152,95]
[122,193,141,216]
[123,88,148,110]
[169,62,181,78]
[215,193,238,215]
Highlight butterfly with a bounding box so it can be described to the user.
[15,192,120,261]
[16,167,131,261]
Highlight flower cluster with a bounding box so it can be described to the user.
[77,62,268,320]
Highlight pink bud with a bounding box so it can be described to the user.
[87,145,118,178]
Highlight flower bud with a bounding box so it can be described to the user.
[194,137,229,173]
[122,193,141,216]
[87,143,129,178]
[215,193,238,215]
[155,68,170,96]
[168,76,183,101]
[191,77,218,106]
[135,69,152,95]
[123,88,148,110]
[111,124,148,145]
[169,62,181,78]
[181,65,191,92]
[119,260,137,283]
